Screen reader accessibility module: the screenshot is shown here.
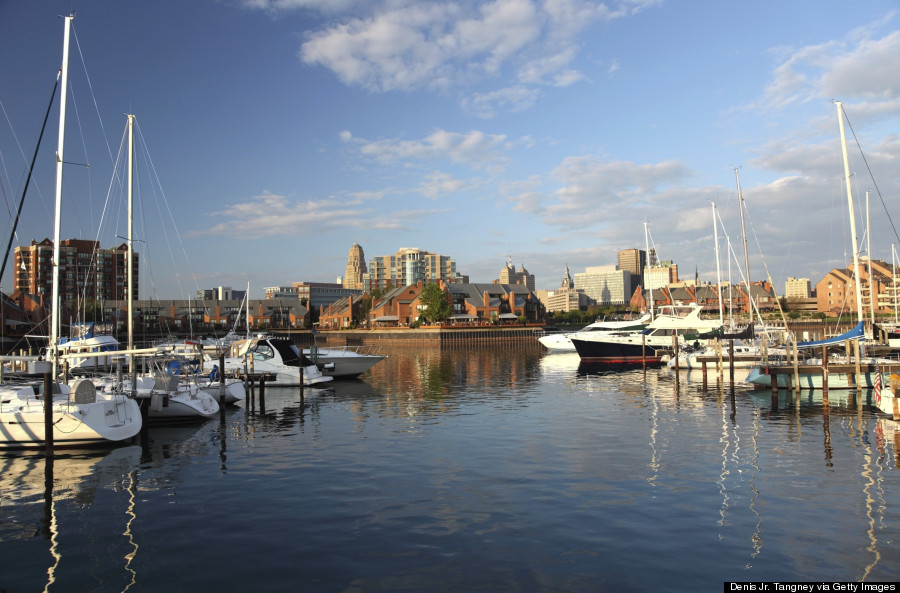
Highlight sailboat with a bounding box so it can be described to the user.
[746,101,893,390]
[0,16,142,448]
[87,114,221,421]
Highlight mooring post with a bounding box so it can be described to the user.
[822,345,829,398]
[218,352,226,409]
[642,335,647,370]
[729,339,735,387]
[43,370,54,455]
[259,377,266,414]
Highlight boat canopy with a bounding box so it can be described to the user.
[796,321,865,349]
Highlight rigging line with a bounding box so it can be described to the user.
[722,198,788,328]
[0,73,59,291]
[71,26,116,170]
[134,122,206,309]
[842,108,900,246]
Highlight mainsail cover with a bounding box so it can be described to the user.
[796,321,865,349]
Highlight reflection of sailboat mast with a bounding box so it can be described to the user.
[123,469,139,592]
[43,456,61,593]
[647,381,660,486]
[746,409,762,567]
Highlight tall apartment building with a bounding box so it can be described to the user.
[343,243,367,290]
[617,248,645,278]
[574,266,633,306]
[364,247,465,290]
[14,238,138,307]
[784,277,811,299]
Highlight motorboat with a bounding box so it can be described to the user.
[222,337,334,387]
[537,314,651,352]
[570,303,722,364]
[303,344,386,378]
[53,324,121,375]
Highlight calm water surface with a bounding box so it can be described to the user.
[2,344,900,592]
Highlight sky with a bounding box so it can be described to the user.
[1,0,899,301]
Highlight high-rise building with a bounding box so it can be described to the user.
[574,266,632,306]
[364,247,464,290]
[784,277,811,299]
[343,243,367,290]
[14,238,138,307]
[617,248,645,278]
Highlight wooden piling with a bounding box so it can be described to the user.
[259,377,266,414]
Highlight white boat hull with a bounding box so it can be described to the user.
[1,384,142,449]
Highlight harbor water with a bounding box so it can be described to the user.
[2,343,900,591]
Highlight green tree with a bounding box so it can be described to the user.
[419,283,452,323]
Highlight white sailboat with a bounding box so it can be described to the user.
[90,114,221,421]
[746,101,891,390]
[0,16,142,448]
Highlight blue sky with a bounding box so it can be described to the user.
[1,0,899,300]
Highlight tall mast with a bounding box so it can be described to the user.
[50,15,73,379]
[712,202,723,326]
[866,190,875,324]
[127,114,135,368]
[893,244,898,324]
[837,101,865,325]
[734,168,751,312]
[644,221,654,320]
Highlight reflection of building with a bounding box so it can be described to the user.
[343,243,367,290]
[14,238,137,307]
[364,247,466,290]
[574,266,633,306]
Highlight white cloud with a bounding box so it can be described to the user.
[291,0,654,109]
[462,86,541,118]
[758,19,900,112]
[416,171,472,199]
[353,128,513,171]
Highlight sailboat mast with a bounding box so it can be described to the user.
[50,15,73,379]
[836,101,865,325]
[127,114,135,364]
[866,190,875,324]
[734,168,751,308]
[893,244,898,324]
[644,222,654,320]
[712,202,723,326]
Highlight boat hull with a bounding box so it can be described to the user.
[304,349,385,378]
[745,367,877,389]
[0,389,142,449]
[571,336,666,364]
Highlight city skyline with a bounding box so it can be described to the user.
[1,1,898,300]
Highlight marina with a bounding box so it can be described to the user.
[2,343,900,591]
